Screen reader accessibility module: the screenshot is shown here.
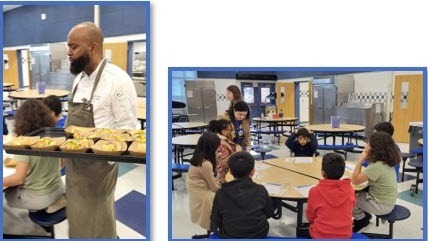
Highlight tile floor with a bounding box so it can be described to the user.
[171,134,424,239]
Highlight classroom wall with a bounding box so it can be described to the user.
[103,42,128,71]
[3,5,147,47]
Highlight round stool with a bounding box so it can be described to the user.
[29,208,66,239]
[254,148,272,160]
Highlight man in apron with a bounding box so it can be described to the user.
[66,22,139,238]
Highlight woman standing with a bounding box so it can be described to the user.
[219,100,251,150]
[226,85,242,109]
[186,132,221,230]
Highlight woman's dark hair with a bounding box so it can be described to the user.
[322,153,345,180]
[228,151,255,178]
[367,131,401,167]
[189,132,221,171]
[14,99,56,136]
[227,100,250,122]
[208,119,231,134]
[227,85,242,108]
[373,122,394,136]
[43,95,63,116]
[296,128,310,138]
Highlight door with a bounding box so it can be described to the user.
[392,75,423,143]
[241,82,275,117]
[323,85,337,123]
[186,88,204,123]
[276,82,295,118]
[312,86,325,124]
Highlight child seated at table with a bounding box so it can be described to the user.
[186,132,221,231]
[208,119,241,183]
[304,153,356,239]
[210,151,274,239]
[285,127,318,156]
[362,122,400,180]
[43,95,66,128]
[3,99,65,236]
[352,131,400,232]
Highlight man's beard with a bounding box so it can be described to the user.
[70,53,90,75]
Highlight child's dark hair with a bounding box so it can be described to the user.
[14,99,56,136]
[43,95,62,116]
[322,153,345,180]
[367,131,400,167]
[189,132,220,171]
[296,128,310,138]
[228,151,255,178]
[227,100,250,122]
[373,122,394,136]
[208,119,231,134]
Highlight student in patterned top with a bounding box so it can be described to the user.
[208,119,241,183]
[352,131,400,232]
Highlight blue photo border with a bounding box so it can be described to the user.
[0,1,150,239]
[168,67,427,241]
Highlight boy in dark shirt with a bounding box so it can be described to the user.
[210,151,274,238]
[285,128,318,156]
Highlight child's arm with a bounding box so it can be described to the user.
[305,189,316,223]
[3,161,29,187]
[309,133,318,151]
[210,193,222,234]
[263,188,275,218]
[285,132,297,151]
[201,161,221,192]
[352,149,369,185]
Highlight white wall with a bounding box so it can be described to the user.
[213,78,239,116]
[353,71,394,92]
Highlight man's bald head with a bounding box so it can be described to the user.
[68,22,104,51]
[67,22,105,75]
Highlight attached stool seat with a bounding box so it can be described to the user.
[408,160,423,196]
[400,152,416,182]
[254,148,272,160]
[363,205,411,239]
[29,208,66,239]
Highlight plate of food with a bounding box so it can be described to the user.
[130,131,146,143]
[31,137,66,151]
[59,139,94,153]
[94,128,125,135]
[64,126,96,136]
[91,140,127,155]
[100,133,132,142]
[128,141,146,157]
[73,131,103,141]
[4,136,40,149]
[127,129,144,136]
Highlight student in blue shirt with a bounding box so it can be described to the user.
[43,95,66,128]
[285,127,318,156]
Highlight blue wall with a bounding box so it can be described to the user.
[4,5,147,47]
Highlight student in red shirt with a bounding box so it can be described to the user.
[305,153,356,238]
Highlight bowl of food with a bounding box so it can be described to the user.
[91,140,127,155]
[128,141,146,157]
[64,125,96,137]
[59,139,94,153]
[31,137,66,151]
[73,131,102,142]
[4,136,40,149]
[101,133,132,142]
[130,130,146,143]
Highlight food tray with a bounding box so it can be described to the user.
[4,127,145,164]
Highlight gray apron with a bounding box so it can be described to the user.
[65,59,118,238]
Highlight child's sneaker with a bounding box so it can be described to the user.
[353,218,372,232]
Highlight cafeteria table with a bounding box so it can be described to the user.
[9,89,70,99]
[172,122,207,136]
[171,134,201,163]
[252,117,299,144]
[304,124,365,145]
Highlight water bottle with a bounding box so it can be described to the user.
[279,109,284,118]
[261,112,264,118]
